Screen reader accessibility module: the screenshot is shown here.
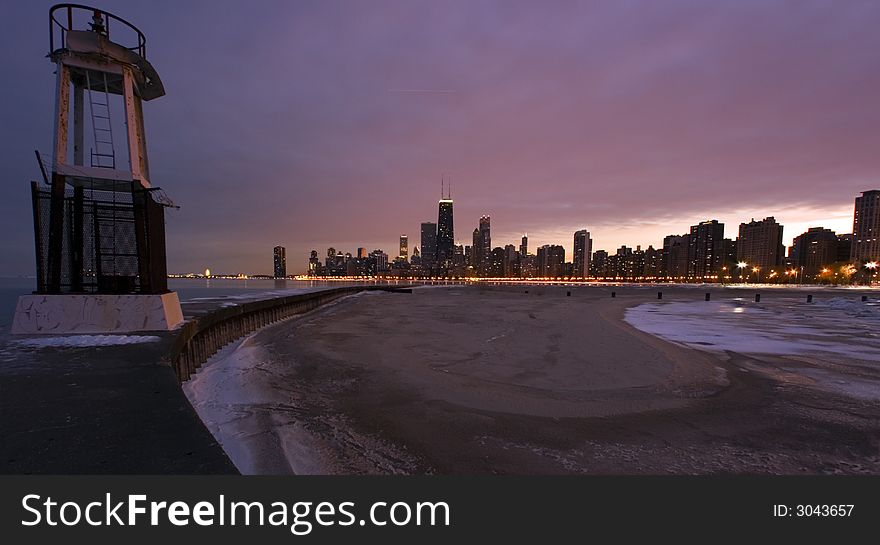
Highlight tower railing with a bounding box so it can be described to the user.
[49,3,147,58]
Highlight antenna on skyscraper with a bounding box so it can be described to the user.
[449,177,452,199]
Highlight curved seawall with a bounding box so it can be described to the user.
[167,286,410,382]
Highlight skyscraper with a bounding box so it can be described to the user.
[614,246,634,279]
[273,246,286,278]
[537,245,565,277]
[737,217,784,270]
[437,196,454,267]
[837,233,854,263]
[790,227,840,278]
[852,189,880,265]
[369,249,388,273]
[357,247,367,259]
[590,249,608,277]
[573,229,592,278]
[520,235,528,256]
[478,216,491,274]
[721,238,738,279]
[453,244,466,268]
[325,247,336,269]
[489,247,505,277]
[420,222,437,268]
[471,228,481,269]
[549,245,565,277]
[308,250,320,275]
[399,235,408,261]
[662,234,689,279]
[687,220,725,280]
[644,245,661,278]
[536,245,547,276]
[520,254,538,278]
[503,244,519,277]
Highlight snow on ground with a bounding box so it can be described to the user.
[624,297,880,360]
[625,297,880,400]
[182,290,374,474]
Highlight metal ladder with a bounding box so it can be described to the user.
[86,71,116,169]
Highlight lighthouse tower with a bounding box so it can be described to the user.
[13,5,183,334]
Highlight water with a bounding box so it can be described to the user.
[0,278,35,342]
[169,278,338,303]
[0,277,363,339]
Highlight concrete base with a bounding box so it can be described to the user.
[12,292,184,334]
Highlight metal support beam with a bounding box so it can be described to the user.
[132,188,169,294]
[52,62,70,168]
[71,185,84,291]
[133,91,150,180]
[47,173,66,293]
[73,84,84,165]
[30,182,45,293]
[122,66,146,184]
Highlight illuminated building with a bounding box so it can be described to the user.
[490,247,505,277]
[537,245,565,277]
[478,216,492,275]
[437,197,454,267]
[790,227,841,279]
[411,246,421,266]
[368,249,388,273]
[471,228,481,269]
[308,250,320,275]
[399,235,408,261]
[504,244,519,277]
[590,250,608,278]
[273,246,286,278]
[661,234,689,279]
[644,245,661,278]
[420,222,437,268]
[687,220,725,281]
[852,190,880,265]
[737,217,784,270]
[573,229,592,278]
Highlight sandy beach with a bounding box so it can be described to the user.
[184,285,880,474]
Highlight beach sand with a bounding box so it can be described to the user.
[184,285,880,474]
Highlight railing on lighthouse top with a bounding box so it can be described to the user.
[49,3,147,59]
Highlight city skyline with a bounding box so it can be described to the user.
[294,188,877,282]
[172,186,870,276]
[2,1,880,276]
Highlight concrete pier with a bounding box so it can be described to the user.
[1,285,408,473]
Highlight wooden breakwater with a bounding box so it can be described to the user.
[166,286,408,382]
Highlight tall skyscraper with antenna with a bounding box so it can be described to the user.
[436,176,455,269]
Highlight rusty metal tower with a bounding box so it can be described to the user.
[13,4,182,334]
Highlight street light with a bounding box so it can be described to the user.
[737,261,748,282]
[866,261,878,284]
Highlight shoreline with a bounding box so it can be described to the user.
[182,285,880,475]
[182,287,880,474]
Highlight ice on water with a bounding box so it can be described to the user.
[624,297,880,361]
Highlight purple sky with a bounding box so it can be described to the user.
[1,0,879,275]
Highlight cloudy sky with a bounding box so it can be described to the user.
[1,0,878,275]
